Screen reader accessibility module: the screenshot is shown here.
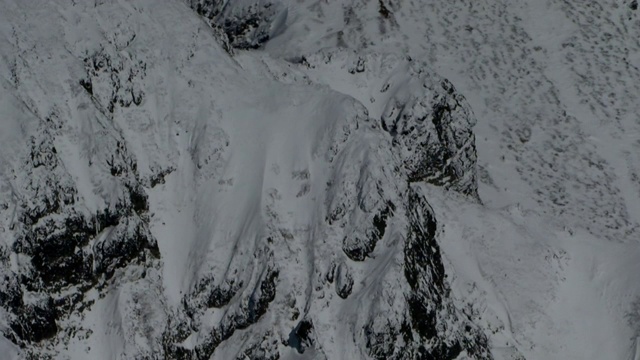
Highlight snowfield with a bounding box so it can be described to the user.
[0,0,638,359]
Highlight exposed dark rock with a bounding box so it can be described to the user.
[10,297,58,344]
[378,0,391,18]
[403,191,442,292]
[188,0,284,50]
[372,202,393,240]
[287,318,315,353]
[325,262,336,283]
[190,0,225,20]
[148,167,175,188]
[222,11,270,49]
[165,265,279,359]
[400,188,490,359]
[244,266,278,326]
[33,249,94,289]
[236,331,280,360]
[0,3,492,358]
[79,78,93,95]
[0,273,23,312]
[334,262,354,299]
[349,57,366,73]
[3,97,160,348]
[342,203,394,261]
[341,236,370,262]
[381,75,479,197]
[403,190,445,341]
[94,216,158,280]
[82,48,147,113]
[186,276,241,314]
[364,320,398,359]
[357,188,490,360]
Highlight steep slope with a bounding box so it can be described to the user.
[227,0,640,359]
[249,0,640,243]
[0,1,495,359]
[2,0,639,359]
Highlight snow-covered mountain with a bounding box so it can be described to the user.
[0,0,639,359]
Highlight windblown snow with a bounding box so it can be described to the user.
[0,0,639,360]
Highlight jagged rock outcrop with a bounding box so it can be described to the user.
[326,261,354,299]
[4,116,160,349]
[381,77,478,197]
[0,1,490,359]
[298,50,480,198]
[188,0,287,49]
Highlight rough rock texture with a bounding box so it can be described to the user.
[299,50,480,197]
[188,0,286,49]
[0,1,491,359]
[4,97,159,350]
[382,77,478,196]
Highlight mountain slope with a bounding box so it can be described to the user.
[222,0,640,358]
[0,1,497,359]
[1,0,639,359]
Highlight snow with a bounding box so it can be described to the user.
[1,0,639,359]
[425,185,640,359]
[0,335,21,360]
[260,0,640,358]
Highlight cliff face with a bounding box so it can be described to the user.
[0,0,491,359]
[4,0,639,359]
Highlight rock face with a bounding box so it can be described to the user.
[188,0,287,49]
[382,77,478,197]
[0,0,489,359]
[3,74,159,350]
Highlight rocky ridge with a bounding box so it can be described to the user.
[0,0,493,359]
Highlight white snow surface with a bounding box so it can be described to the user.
[0,0,638,359]
[264,0,640,358]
